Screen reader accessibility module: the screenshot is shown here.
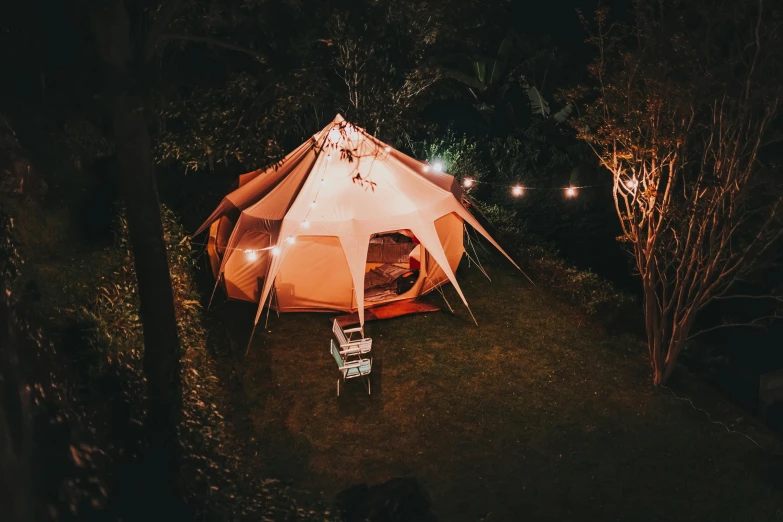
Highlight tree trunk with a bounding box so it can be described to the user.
[90,0,182,511]
[0,284,35,522]
[112,91,182,505]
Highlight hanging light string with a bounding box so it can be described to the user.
[457,176,611,197]
[205,132,613,259]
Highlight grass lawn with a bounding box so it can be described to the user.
[215,258,783,521]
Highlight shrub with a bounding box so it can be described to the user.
[75,205,335,520]
[415,130,639,328]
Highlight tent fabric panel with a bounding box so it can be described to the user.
[236,137,315,188]
[207,220,221,279]
[216,213,280,281]
[410,217,475,322]
[242,147,321,221]
[338,233,371,325]
[222,230,272,301]
[275,236,355,312]
[423,212,465,289]
[194,138,317,235]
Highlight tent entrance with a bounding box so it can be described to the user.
[363,230,423,304]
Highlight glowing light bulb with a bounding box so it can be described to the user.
[625,179,638,190]
[286,236,295,244]
[272,247,281,256]
[321,178,326,184]
[565,186,577,198]
[423,165,431,173]
[246,250,258,261]
[512,185,524,197]
[384,146,391,152]
[463,178,474,188]
[433,161,444,172]
[301,220,310,228]
[311,201,317,208]
[327,154,332,162]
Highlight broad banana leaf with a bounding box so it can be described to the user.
[526,86,550,117]
[553,103,573,123]
[488,28,519,88]
[440,67,488,92]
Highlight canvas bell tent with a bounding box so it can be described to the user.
[196,115,518,326]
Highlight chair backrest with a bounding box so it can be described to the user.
[330,339,344,368]
[355,338,372,353]
[332,319,348,345]
[358,359,371,375]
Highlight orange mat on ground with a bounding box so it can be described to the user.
[331,299,440,327]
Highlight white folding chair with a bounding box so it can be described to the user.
[330,339,371,396]
[332,319,372,358]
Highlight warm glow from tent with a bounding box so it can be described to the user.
[463,178,474,188]
[246,250,258,261]
[566,186,577,198]
[327,128,341,145]
[433,161,444,172]
[512,185,524,197]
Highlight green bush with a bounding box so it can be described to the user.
[519,242,637,320]
[75,205,334,520]
[416,130,639,327]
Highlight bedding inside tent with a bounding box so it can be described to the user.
[364,230,422,302]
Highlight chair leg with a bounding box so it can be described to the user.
[337,379,340,397]
[368,377,371,395]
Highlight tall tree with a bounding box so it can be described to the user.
[89,0,182,509]
[574,0,783,384]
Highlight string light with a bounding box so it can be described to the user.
[565,186,577,198]
[512,185,524,197]
[385,146,391,152]
[311,201,317,208]
[286,236,296,244]
[625,178,638,190]
[463,178,474,188]
[423,165,431,173]
[246,250,258,261]
[301,220,310,228]
[272,247,281,256]
[433,161,444,172]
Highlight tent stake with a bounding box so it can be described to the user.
[244,321,258,357]
[264,289,275,329]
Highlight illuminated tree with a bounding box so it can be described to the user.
[574,0,783,384]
